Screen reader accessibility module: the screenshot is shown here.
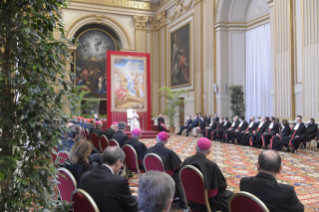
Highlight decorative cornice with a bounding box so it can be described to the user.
[150,16,160,30]
[149,10,167,30]
[70,0,155,11]
[133,15,150,30]
[157,10,167,28]
[168,0,194,21]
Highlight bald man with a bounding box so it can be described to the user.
[240,150,304,212]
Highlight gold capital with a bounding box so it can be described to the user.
[133,15,150,30]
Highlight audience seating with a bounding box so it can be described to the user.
[179,165,217,212]
[109,139,120,147]
[71,189,100,212]
[91,133,100,151]
[123,144,145,177]
[57,150,69,164]
[143,153,164,172]
[228,191,269,212]
[51,147,58,163]
[99,135,109,151]
[57,168,77,203]
[85,128,90,141]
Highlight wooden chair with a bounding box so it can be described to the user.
[228,191,270,212]
[123,144,145,178]
[109,139,120,147]
[99,135,109,151]
[91,133,100,151]
[57,168,77,203]
[71,189,100,212]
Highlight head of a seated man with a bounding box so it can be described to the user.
[157,132,169,145]
[138,171,175,212]
[270,116,275,122]
[295,115,302,123]
[261,117,266,122]
[111,122,118,131]
[96,121,103,129]
[240,116,245,122]
[234,116,239,122]
[91,119,96,127]
[257,150,282,176]
[118,121,126,131]
[102,146,125,175]
[250,116,255,122]
[132,128,142,139]
[196,138,211,156]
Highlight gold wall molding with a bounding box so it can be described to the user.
[150,11,167,30]
[66,14,131,49]
[133,15,150,30]
[70,0,155,11]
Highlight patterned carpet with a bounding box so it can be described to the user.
[130,135,319,212]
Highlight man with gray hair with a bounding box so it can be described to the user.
[182,138,233,212]
[80,146,138,212]
[240,150,304,211]
[138,171,175,212]
[112,121,129,147]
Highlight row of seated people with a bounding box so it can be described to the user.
[60,131,304,212]
[179,113,318,153]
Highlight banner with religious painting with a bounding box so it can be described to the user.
[169,20,192,89]
[75,28,117,99]
[107,51,151,130]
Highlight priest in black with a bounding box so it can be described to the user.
[238,116,258,145]
[182,138,233,212]
[212,117,231,140]
[223,116,240,143]
[157,114,166,132]
[270,119,291,151]
[305,118,318,142]
[177,116,193,135]
[231,116,248,144]
[112,122,129,148]
[145,132,185,208]
[124,128,147,171]
[279,116,307,153]
[260,117,280,149]
[249,117,268,147]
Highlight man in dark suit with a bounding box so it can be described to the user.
[80,146,138,212]
[223,116,240,143]
[238,116,258,145]
[305,118,318,144]
[92,121,105,137]
[124,128,147,171]
[229,116,248,144]
[213,117,231,141]
[157,114,166,132]
[249,117,268,147]
[177,115,193,135]
[204,117,218,138]
[112,121,129,147]
[240,150,304,212]
[89,119,97,136]
[261,117,280,149]
[186,115,199,136]
[104,122,118,140]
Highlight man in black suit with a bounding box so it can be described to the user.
[261,117,280,149]
[157,114,166,132]
[249,117,268,147]
[238,116,258,145]
[213,117,231,141]
[240,150,304,212]
[80,146,138,212]
[104,121,118,140]
[186,115,199,136]
[177,115,193,135]
[305,118,318,144]
[112,121,129,147]
[223,116,240,143]
[229,116,248,144]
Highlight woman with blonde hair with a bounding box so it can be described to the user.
[64,139,99,186]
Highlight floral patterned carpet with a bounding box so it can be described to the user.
[131,135,319,212]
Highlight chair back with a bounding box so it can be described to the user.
[57,150,69,164]
[99,135,109,151]
[123,144,140,173]
[228,191,269,212]
[143,153,164,172]
[91,133,100,151]
[109,139,120,147]
[85,128,90,141]
[71,189,100,212]
[57,168,77,203]
[51,147,58,163]
[179,165,211,212]
[80,127,87,139]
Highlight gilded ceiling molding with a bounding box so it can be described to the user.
[133,15,150,30]
[150,10,167,30]
[70,0,154,11]
[150,17,160,30]
[168,0,193,21]
[66,14,131,49]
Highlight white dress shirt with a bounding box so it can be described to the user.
[294,123,300,130]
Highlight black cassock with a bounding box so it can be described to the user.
[260,122,280,148]
[270,125,291,150]
[204,121,217,139]
[145,144,185,205]
[230,121,248,143]
[124,138,147,171]
[272,123,307,151]
[182,153,233,212]
[212,121,231,140]
[306,123,318,142]
[250,122,268,147]
[157,117,165,132]
[238,122,258,145]
[223,120,240,142]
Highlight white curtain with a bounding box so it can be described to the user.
[246,23,272,121]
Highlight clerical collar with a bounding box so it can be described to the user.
[196,152,206,158]
[156,143,165,146]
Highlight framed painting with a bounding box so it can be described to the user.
[169,21,192,89]
[75,28,117,99]
[107,51,151,130]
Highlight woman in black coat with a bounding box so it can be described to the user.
[270,119,292,151]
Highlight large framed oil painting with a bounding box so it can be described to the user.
[169,21,191,89]
[75,28,117,99]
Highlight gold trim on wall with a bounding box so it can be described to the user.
[66,14,131,50]
[70,0,154,11]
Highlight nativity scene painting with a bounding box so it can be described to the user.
[75,29,117,99]
[111,57,147,112]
